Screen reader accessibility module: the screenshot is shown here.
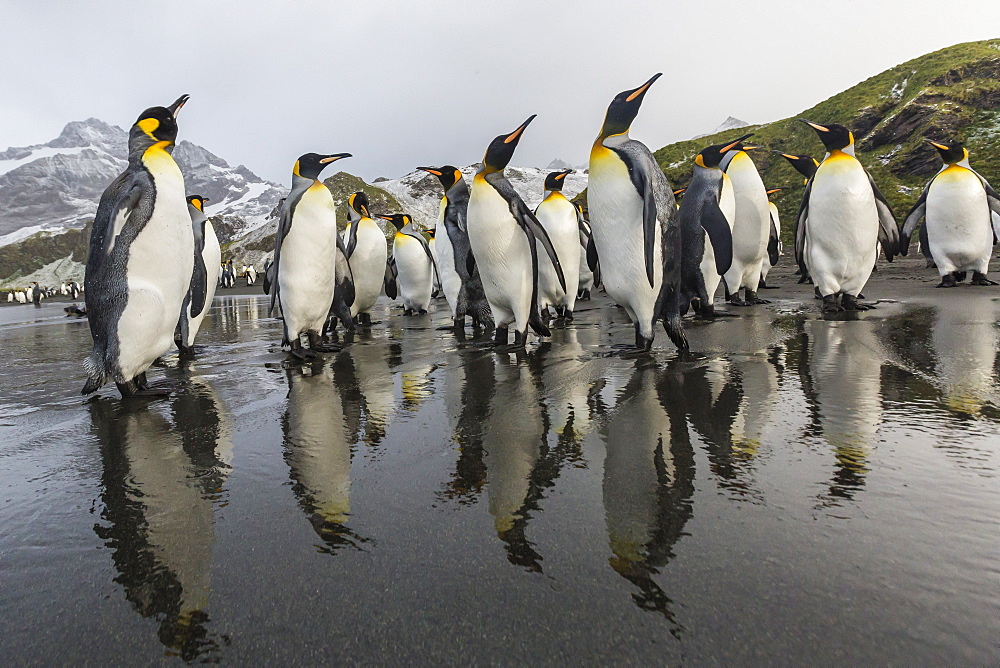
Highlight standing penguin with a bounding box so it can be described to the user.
[901,139,1000,287]
[82,95,193,397]
[677,138,744,318]
[759,188,783,289]
[269,152,352,358]
[417,165,494,331]
[378,214,435,315]
[534,169,581,320]
[245,265,257,286]
[31,282,41,306]
[720,137,771,305]
[797,121,899,311]
[467,116,566,349]
[778,152,820,185]
[175,195,221,356]
[588,74,686,351]
[343,192,388,325]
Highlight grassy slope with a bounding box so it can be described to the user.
[652,38,1000,243]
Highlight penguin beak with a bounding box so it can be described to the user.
[626,73,662,102]
[801,119,829,132]
[320,153,352,164]
[924,138,950,151]
[720,133,755,153]
[361,205,370,217]
[765,188,783,195]
[504,115,536,144]
[417,166,442,176]
[673,188,686,196]
[168,94,190,118]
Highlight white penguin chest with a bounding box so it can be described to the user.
[927,167,990,239]
[809,154,877,242]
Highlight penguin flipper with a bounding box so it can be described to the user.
[794,179,813,277]
[900,184,930,257]
[269,197,296,315]
[384,257,398,300]
[346,220,359,259]
[767,213,780,267]
[88,170,149,266]
[492,177,567,293]
[335,234,355,309]
[586,234,600,274]
[702,203,733,276]
[866,171,900,261]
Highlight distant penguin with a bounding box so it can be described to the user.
[467,116,566,349]
[31,282,41,306]
[6,292,11,303]
[534,169,581,320]
[69,281,81,299]
[588,74,686,351]
[417,165,494,330]
[759,188,783,289]
[343,192,388,326]
[901,139,1000,287]
[82,94,193,397]
[269,151,352,358]
[175,195,221,356]
[223,260,235,288]
[576,204,600,300]
[378,214,434,315]
[246,265,257,286]
[262,257,274,295]
[677,138,745,319]
[16,290,26,304]
[797,121,899,311]
[720,137,771,306]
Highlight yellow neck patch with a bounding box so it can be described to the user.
[292,161,301,178]
[137,117,159,140]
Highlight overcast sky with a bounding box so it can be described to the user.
[2,1,999,184]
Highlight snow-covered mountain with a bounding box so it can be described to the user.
[693,116,751,140]
[373,165,588,228]
[0,118,285,246]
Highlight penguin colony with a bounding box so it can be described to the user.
[73,82,1000,397]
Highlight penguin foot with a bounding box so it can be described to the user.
[841,294,873,311]
[563,309,574,322]
[745,291,771,305]
[289,347,317,360]
[971,272,998,286]
[821,295,844,313]
[403,308,413,316]
[729,297,752,307]
[936,275,958,288]
[311,343,342,353]
[814,287,822,299]
[954,271,968,283]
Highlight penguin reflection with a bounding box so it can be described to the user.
[91,379,231,661]
[478,351,584,572]
[282,359,366,553]
[602,360,693,630]
[803,319,883,502]
[339,340,401,446]
[931,297,1000,416]
[437,349,495,504]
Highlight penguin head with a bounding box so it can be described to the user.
[186,195,209,212]
[482,116,536,174]
[376,214,412,231]
[132,94,189,145]
[293,152,352,181]
[418,165,464,190]
[695,133,755,169]
[673,187,687,201]
[348,192,371,218]
[776,152,820,181]
[924,139,967,165]
[598,73,661,139]
[544,169,573,191]
[801,120,854,152]
[426,228,436,240]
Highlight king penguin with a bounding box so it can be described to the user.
[720,137,771,306]
[467,116,566,349]
[83,95,193,397]
[677,137,746,319]
[269,152,352,358]
[175,195,221,356]
[588,74,686,351]
[534,169,581,320]
[417,165,495,331]
[378,214,435,315]
[759,188,783,289]
[797,121,899,311]
[901,139,1000,287]
[343,192,388,325]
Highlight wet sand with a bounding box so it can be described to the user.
[1,255,998,663]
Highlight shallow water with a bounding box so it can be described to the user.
[1,294,998,663]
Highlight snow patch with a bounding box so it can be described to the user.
[0,146,87,177]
